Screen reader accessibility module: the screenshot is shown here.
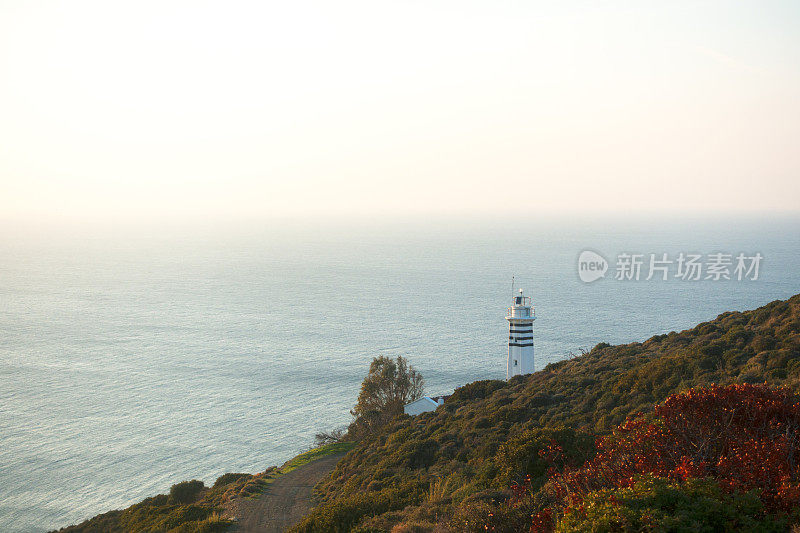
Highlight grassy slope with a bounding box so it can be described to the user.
[281,443,355,474]
[52,442,354,533]
[293,294,800,532]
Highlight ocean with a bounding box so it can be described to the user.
[1,215,799,531]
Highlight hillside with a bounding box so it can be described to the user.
[51,443,353,533]
[293,294,800,532]
[53,294,800,532]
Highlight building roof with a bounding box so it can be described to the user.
[405,395,449,407]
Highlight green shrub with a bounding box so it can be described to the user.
[170,480,205,504]
[555,476,787,533]
[212,472,250,488]
[495,426,594,486]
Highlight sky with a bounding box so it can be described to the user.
[0,0,799,223]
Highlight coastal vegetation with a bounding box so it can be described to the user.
[51,480,232,533]
[348,355,425,438]
[52,442,354,533]
[486,383,800,531]
[292,294,800,531]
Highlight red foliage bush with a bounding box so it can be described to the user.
[529,384,800,530]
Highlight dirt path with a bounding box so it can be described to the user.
[226,452,345,533]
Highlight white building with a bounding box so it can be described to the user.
[404,396,446,416]
[506,289,535,379]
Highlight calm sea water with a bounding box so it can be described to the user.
[1,215,799,532]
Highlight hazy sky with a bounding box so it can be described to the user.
[1,1,799,222]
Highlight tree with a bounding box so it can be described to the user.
[314,427,346,446]
[349,355,424,437]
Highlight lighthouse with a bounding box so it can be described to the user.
[506,289,535,379]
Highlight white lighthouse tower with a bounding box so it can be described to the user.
[506,288,535,379]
